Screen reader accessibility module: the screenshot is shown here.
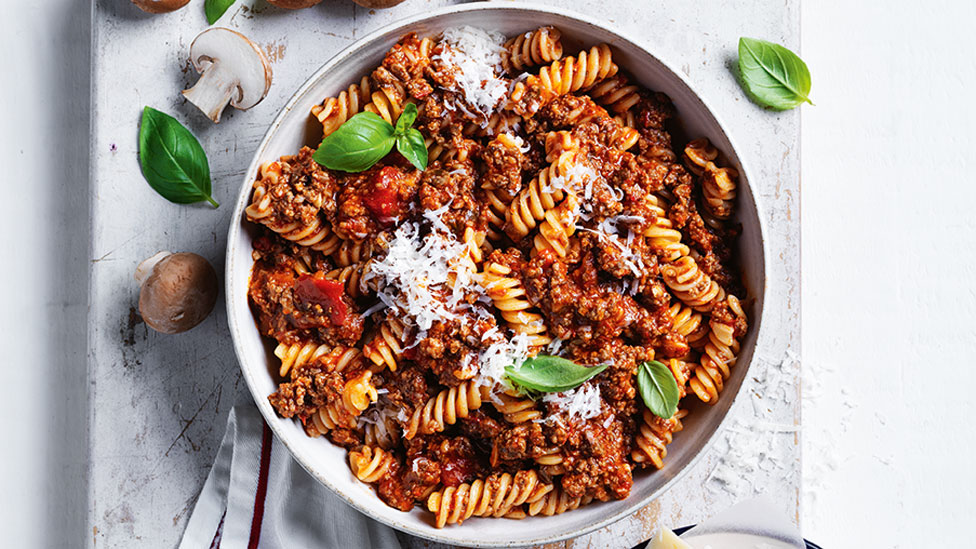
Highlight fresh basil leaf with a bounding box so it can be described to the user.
[396,128,428,171]
[637,360,679,419]
[394,102,419,137]
[205,0,236,25]
[313,112,396,172]
[138,107,218,207]
[737,37,813,111]
[505,355,609,393]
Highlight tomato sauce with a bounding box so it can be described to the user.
[294,275,348,325]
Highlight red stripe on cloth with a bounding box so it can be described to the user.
[209,510,226,549]
[247,421,273,549]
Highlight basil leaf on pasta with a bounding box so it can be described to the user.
[637,360,679,419]
[205,0,236,25]
[394,102,419,137]
[138,107,218,207]
[737,37,813,110]
[313,112,396,173]
[505,355,608,393]
[397,129,428,171]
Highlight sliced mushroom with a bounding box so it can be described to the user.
[136,252,219,334]
[182,28,272,123]
[352,0,406,7]
[267,0,324,8]
[132,0,190,13]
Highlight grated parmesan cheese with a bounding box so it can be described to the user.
[546,337,566,356]
[435,26,509,119]
[504,133,530,153]
[357,402,401,445]
[706,352,803,499]
[475,327,532,391]
[580,214,648,295]
[545,162,598,198]
[362,221,479,336]
[543,382,604,423]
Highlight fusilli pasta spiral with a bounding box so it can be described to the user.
[349,445,396,483]
[631,407,687,468]
[684,138,739,224]
[661,255,726,313]
[526,486,593,517]
[324,262,372,299]
[246,162,341,254]
[689,296,745,403]
[333,239,374,268]
[308,402,358,436]
[311,76,372,137]
[501,26,563,73]
[426,470,553,527]
[667,358,693,398]
[533,447,565,468]
[511,44,618,101]
[403,380,489,440]
[543,130,580,162]
[362,318,407,373]
[342,370,379,415]
[505,166,566,240]
[643,195,691,262]
[491,391,542,423]
[364,86,411,127]
[480,262,551,349]
[362,411,401,450]
[485,188,510,242]
[586,74,641,114]
[668,303,708,349]
[532,192,580,258]
[462,112,522,138]
[274,341,331,378]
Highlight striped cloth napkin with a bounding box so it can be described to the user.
[179,404,403,549]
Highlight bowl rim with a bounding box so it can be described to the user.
[225,2,772,546]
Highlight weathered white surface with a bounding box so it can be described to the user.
[87,0,798,547]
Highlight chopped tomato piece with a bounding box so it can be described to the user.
[440,454,477,487]
[364,166,403,220]
[294,275,348,325]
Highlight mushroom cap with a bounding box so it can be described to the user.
[351,0,406,7]
[188,28,272,111]
[137,252,219,334]
[131,0,191,13]
[267,0,324,8]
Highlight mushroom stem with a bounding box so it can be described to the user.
[135,251,172,284]
[182,63,241,123]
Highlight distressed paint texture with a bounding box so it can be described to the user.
[89,1,799,547]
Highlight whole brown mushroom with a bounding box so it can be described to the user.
[267,0,324,8]
[135,252,219,334]
[351,0,407,7]
[131,0,191,13]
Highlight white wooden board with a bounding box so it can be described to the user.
[88,1,800,547]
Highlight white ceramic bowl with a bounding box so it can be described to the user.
[226,3,768,546]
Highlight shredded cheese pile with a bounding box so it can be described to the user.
[357,403,398,441]
[435,26,509,119]
[543,162,598,201]
[543,382,604,423]
[475,327,532,390]
[364,221,474,335]
[504,133,530,153]
[580,215,647,294]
